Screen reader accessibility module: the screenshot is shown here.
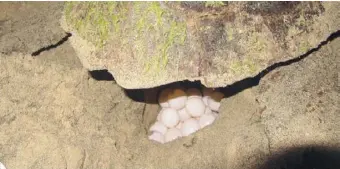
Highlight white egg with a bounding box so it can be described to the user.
[169,96,187,110]
[202,87,214,96]
[207,91,224,111]
[168,89,187,110]
[212,111,219,118]
[199,113,216,128]
[149,121,167,135]
[202,96,210,106]
[181,118,200,136]
[205,107,212,114]
[158,88,172,108]
[207,98,221,111]
[186,88,202,98]
[176,122,183,129]
[178,108,191,122]
[157,112,161,121]
[160,101,170,108]
[186,97,205,117]
[164,128,182,143]
[148,132,164,143]
[160,108,179,128]
[0,161,7,169]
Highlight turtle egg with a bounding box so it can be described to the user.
[199,113,216,128]
[181,118,200,136]
[149,132,164,143]
[202,87,214,96]
[186,97,205,117]
[160,108,179,128]
[168,89,187,110]
[176,122,183,129]
[0,162,7,169]
[208,91,224,111]
[207,98,221,112]
[178,108,191,122]
[202,96,210,106]
[186,88,202,98]
[212,111,219,118]
[205,107,212,114]
[165,128,182,142]
[158,88,172,108]
[157,112,161,121]
[149,121,167,135]
[211,91,224,101]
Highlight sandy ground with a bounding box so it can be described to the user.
[0,2,339,169]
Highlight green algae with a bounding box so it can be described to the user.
[64,2,187,75]
[205,1,225,8]
[64,2,127,48]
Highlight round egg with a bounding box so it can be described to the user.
[149,132,164,143]
[158,88,172,108]
[199,113,216,128]
[207,97,221,112]
[165,128,182,142]
[178,108,191,122]
[202,87,214,96]
[0,161,7,169]
[181,118,200,136]
[205,107,212,114]
[211,91,224,100]
[176,122,183,129]
[186,97,205,117]
[149,121,167,135]
[157,112,161,121]
[212,111,219,118]
[168,88,187,110]
[207,91,224,110]
[186,88,202,98]
[160,108,179,128]
[202,96,210,106]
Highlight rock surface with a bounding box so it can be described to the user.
[62,2,340,89]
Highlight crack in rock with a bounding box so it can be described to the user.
[219,29,340,98]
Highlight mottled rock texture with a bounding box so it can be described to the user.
[62,2,340,89]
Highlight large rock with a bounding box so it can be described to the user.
[61,2,340,89]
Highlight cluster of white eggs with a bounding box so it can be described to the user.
[0,162,7,169]
[148,87,224,143]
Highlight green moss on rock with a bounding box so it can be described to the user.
[65,2,127,48]
[64,2,187,74]
[230,58,258,75]
[205,1,225,8]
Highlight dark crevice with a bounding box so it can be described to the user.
[88,69,115,81]
[219,29,340,97]
[257,145,340,169]
[125,81,204,104]
[124,89,145,102]
[31,32,72,56]
[124,29,340,103]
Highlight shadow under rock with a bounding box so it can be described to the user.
[88,69,115,81]
[257,145,340,169]
[88,30,340,104]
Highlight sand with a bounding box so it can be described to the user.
[0,2,339,169]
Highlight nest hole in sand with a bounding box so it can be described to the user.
[88,69,261,144]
